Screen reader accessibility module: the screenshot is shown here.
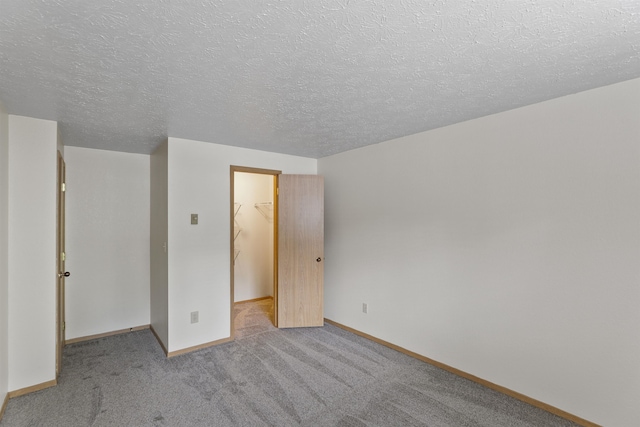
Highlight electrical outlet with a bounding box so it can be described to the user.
[362,303,368,314]
[191,214,198,225]
[190,311,199,324]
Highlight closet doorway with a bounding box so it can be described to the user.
[230,166,325,339]
[230,166,279,338]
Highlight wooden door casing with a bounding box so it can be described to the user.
[56,151,66,377]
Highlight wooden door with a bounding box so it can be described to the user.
[56,151,67,377]
[277,175,324,328]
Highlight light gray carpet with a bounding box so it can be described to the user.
[1,323,579,426]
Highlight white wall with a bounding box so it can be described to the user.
[65,147,150,339]
[7,116,58,391]
[234,172,274,302]
[0,102,9,405]
[150,141,169,348]
[165,138,316,352]
[318,77,640,427]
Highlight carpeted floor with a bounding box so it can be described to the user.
[1,302,579,426]
[233,297,276,339]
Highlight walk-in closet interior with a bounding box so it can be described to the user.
[233,172,275,335]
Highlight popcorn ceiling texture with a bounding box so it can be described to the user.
[0,1,639,158]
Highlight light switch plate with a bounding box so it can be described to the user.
[191,214,198,225]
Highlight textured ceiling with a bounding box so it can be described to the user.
[0,1,639,158]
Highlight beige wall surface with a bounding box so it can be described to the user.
[64,147,151,340]
[150,141,169,349]
[234,172,274,302]
[7,115,58,392]
[319,77,640,427]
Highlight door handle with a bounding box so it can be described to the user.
[316,257,322,262]
[58,271,70,278]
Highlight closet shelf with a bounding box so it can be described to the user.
[233,204,241,263]
[234,219,242,240]
[254,202,273,220]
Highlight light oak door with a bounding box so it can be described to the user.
[277,175,324,328]
[56,151,68,377]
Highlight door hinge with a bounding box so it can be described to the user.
[61,252,66,261]
[276,187,279,196]
[63,321,65,332]
[61,182,66,192]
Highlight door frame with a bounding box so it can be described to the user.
[56,151,66,377]
[230,165,281,338]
